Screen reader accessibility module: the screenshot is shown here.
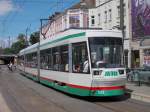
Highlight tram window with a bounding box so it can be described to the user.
[25,52,37,68]
[18,56,24,66]
[72,42,89,74]
[40,50,45,69]
[51,45,69,72]
[40,48,52,70]
[60,45,69,72]
[32,53,37,68]
[46,48,53,70]
[47,50,53,70]
[52,47,60,71]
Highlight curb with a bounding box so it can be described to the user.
[126,89,150,103]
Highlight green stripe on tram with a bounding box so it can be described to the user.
[40,32,86,47]
[23,73,124,96]
[40,78,124,96]
[24,32,85,53]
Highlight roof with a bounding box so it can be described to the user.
[69,0,95,9]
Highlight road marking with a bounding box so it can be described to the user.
[0,93,12,112]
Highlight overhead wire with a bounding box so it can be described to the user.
[0,0,80,39]
[0,0,26,37]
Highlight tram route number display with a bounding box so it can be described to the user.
[105,71,118,77]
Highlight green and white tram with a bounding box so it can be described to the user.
[19,28,126,96]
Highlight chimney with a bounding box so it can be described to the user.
[81,0,95,8]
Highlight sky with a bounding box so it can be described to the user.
[0,0,80,42]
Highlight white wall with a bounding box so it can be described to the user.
[89,0,130,49]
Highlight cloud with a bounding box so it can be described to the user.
[0,0,14,16]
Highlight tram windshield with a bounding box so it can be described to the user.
[89,37,123,68]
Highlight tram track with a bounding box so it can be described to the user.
[8,69,150,112]
[0,65,149,112]
[95,103,122,112]
[94,97,150,112]
[0,66,68,112]
[0,68,26,112]
[12,70,71,112]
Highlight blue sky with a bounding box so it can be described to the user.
[0,0,79,41]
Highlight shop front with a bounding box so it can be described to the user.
[140,39,150,67]
[143,49,150,67]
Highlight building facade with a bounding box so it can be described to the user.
[40,0,150,68]
[40,1,91,41]
[89,0,150,68]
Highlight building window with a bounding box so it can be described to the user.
[109,9,112,22]
[69,14,80,28]
[144,49,150,65]
[124,4,126,16]
[123,26,126,38]
[91,16,95,25]
[124,50,128,68]
[117,4,125,18]
[98,13,101,25]
[117,6,120,18]
[104,11,107,23]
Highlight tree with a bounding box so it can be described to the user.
[11,33,26,54]
[17,33,26,41]
[29,31,40,45]
[3,48,13,54]
[1,34,26,55]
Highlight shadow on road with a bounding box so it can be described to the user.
[64,92,130,103]
[82,93,131,102]
[34,81,131,102]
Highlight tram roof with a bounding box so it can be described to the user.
[20,28,122,55]
[20,43,38,55]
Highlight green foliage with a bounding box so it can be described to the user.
[3,48,13,54]
[29,31,40,45]
[17,33,26,41]
[2,33,30,55]
[8,33,26,54]
[11,41,26,54]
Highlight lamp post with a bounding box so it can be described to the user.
[37,18,52,82]
[25,24,31,48]
[120,0,125,65]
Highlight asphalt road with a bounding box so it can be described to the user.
[0,65,150,112]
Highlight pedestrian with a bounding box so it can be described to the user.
[8,62,13,71]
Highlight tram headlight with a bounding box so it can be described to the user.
[93,70,103,76]
[119,70,124,75]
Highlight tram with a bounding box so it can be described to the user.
[19,28,126,96]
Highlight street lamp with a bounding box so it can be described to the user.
[37,18,52,82]
[120,0,125,66]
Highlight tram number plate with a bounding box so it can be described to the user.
[98,90,104,94]
[105,71,118,77]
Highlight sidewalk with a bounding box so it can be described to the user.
[126,82,150,103]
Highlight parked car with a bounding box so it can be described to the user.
[127,66,150,84]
